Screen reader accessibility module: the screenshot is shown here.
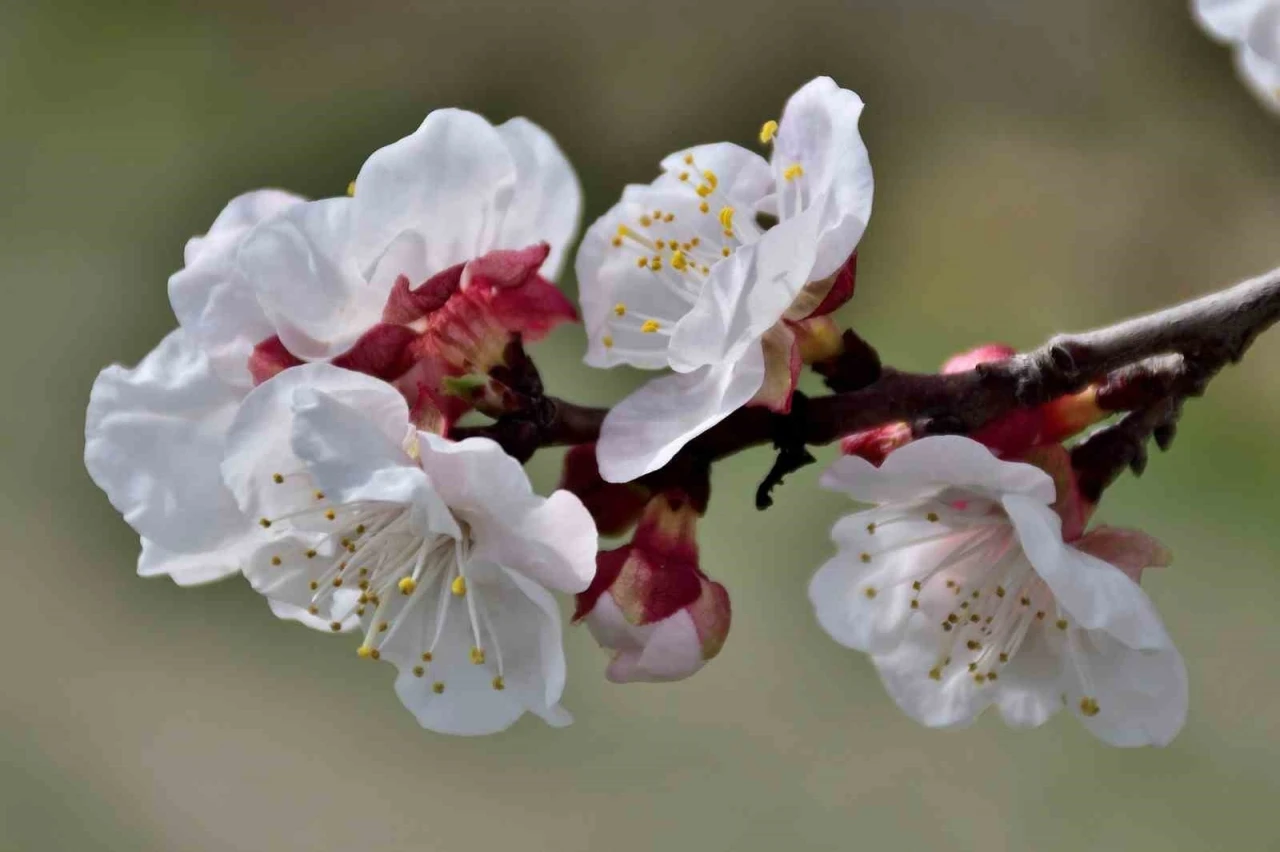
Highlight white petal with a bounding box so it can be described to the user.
[350,108,517,273]
[576,185,708,370]
[1003,495,1175,651]
[171,189,304,387]
[1192,0,1267,41]
[1238,40,1280,113]
[495,118,582,280]
[821,435,1057,505]
[772,76,874,282]
[871,616,992,728]
[1064,628,1188,747]
[415,435,597,594]
[221,364,412,523]
[85,329,248,557]
[383,564,568,735]
[994,624,1065,729]
[137,537,248,587]
[238,197,385,360]
[809,551,916,655]
[596,342,766,483]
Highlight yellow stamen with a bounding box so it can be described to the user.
[783,163,805,181]
[346,180,356,197]
[492,676,505,691]
[470,647,486,665]
[272,472,284,484]
[613,303,627,317]
[602,335,614,349]
[718,205,735,230]
[641,319,660,334]
[670,251,688,271]
[759,119,779,144]
[432,681,445,694]
[702,170,718,189]
[451,575,467,597]
[398,577,417,595]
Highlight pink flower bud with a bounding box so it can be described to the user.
[573,492,731,683]
[559,444,650,537]
[840,421,913,465]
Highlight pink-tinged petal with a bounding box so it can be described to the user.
[382,265,464,326]
[85,330,249,559]
[495,118,582,281]
[1074,526,1173,584]
[688,579,731,660]
[597,342,767,483]
[750,322,801,413]
[607,610,705,683]
[840,422,913,466]
[415,434,597,593]
[247,336,303,385]
[1003,494,1174,651]
[822,435,1057,505]
[350,108,517,272]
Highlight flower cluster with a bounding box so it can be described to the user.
[1194,0,1280,113]
[86,77,1189,746]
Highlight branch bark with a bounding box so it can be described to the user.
[466,266,1280,485]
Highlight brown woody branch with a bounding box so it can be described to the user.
[463,266,1280,492]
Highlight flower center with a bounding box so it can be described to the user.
[258,474,508,694]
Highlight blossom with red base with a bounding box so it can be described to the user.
[574,492,731,682]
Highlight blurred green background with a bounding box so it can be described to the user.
[4,0,1279,849]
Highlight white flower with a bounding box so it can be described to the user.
[221,364,597,735]
[576,77,873,482]
[810,436,1187,747]
[1193,0,1280,113]
[85,190,304,585]
[238,109,581,362]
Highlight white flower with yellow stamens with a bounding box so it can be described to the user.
[811,436,1187,747]
[223,364,597,735]
[576,76,873,483]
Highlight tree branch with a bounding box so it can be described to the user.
[467,266,1280,490]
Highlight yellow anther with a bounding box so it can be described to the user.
[346,180,356,197]
[1079,697,1101,717]
[305,549,316,559]
[332,578,343,588]
[655,239,666,249]
[670,251,688,271]
[432,681,445,694]
[470,647,486,665]
[927,512,940,522]
[947,613,959,624]
[357,645,374,659]
[683,153,694,165]
[324,509,336,521]
[451,575,467,597]
[639,214,653,227]
[611,236,623,248]
[356,606,365,616]
[308,605,319,615]
[377,621,388,633]
[759,119,779,144]
[636,257,648,268]
[413,665,425,677]
[700,265,709,274]
[398,577,418,595]
[258,518,272,529]
[272,472,284,484]
[783,163,805,181]
[695,184,712,198]
[652,209,662,219]
[309,581,319,591]
[996,586,1006,598]
[649,258,663,272]
[863,587,877,599]
[969,614,980,623]
[910,600,919,609]
[616,224,630,237]
[663,212,674,222]
[718,206,735,230]
[722,229,733,238]
[699,201,709,214]
[859,552,871,563]
[911,581,922,591]
[355,524,365,535]
[999,653,1009,663]
[721,247,731,257]
[966,640,981,651]
[270,555,282,566]
[421,651,433,662]
[690,236,700,247]
[1020,596,1031,606]
[702,170,718,189]
[973,674,986,684]
[641,319,660,334]
[492,676,505,691]
[329,621,342,632]
[928,667,942,681]
[602,335,614,349]
[1056,618,1068,630]
[314,490,325,500]
[613,303,627,317]
[987,672,999,682]
[678,171,689,181]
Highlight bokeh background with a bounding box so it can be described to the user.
[4,0,1280,849]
